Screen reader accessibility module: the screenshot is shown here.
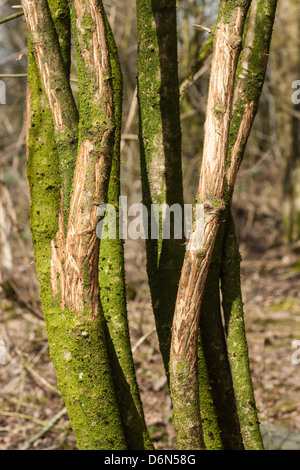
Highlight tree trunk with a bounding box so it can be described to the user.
[221,208,264,450]
[24,0,149,449]
[96,15,153,450]
[136,0,185,375]
[170,0,277,450]
[170,0,252,449]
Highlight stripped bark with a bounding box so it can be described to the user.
[22,0,277,451]
[25,0,127,449]
[49,0,115,322]
[220,0,278,449]
[21,0,79,226]
[169,1,251,450]
[170,0,277,450]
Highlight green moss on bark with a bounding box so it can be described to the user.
[169,355,205,450]
[221,211,264,450]
[136,0,185,376]
[200,217,244,450]
[98,14,153,450]
[26,1,127,449]
[197,332,223,450]
[23,0,79,228]
[69,0,115,206]
[227,0,277,180]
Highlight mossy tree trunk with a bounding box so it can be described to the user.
[23,0,150,450]
[135,0,185,376]
[198,0,277,450]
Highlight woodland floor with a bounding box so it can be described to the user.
[0,180,300,450]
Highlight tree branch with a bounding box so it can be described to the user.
[0,11,24,25]
[21,0,79,227]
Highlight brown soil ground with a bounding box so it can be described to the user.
[0,171,300,450]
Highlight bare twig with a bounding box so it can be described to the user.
[132,327,156,354]
[20,407,68,450]
[2,277,44,320]
[0,74,27,78]
[2,411,51,427]
[24,362,61,396]
[0,11,24,25]
[193,24,212,34]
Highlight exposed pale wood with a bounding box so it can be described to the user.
[170,6,249,449]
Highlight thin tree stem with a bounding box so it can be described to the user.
[0,11,24,25]
[221,208,264,449]
[136,0,185,376]
[98,11,154,450]
[200,216,244,450]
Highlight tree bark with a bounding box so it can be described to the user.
[97,14,153,450]
[169,0,251,449]
[199,211,244,450]
[221,208,264,450]
[22,0,78,226]
[24,0,127,449]
[22,0,278,451]
[170,0,277,449]
[136,0,185,375]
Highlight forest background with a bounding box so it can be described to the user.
[0,0,300,450]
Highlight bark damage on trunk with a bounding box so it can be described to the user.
[24,0,127,449]
[22,0,79,226]
[169,3,251,450]
[220,0,278,450]
[170,0,277,450]
[48,0,114,320]
[50,142,103,319]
